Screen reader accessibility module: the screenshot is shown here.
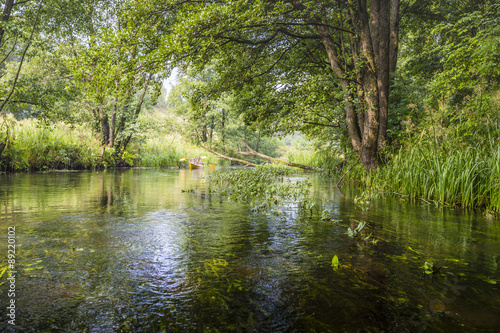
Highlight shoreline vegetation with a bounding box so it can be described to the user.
[1,114,498,215]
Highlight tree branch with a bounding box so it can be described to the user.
[0,0,43,113]
[13,0,34,6]
[303,121,340,128]
[239,140,322,171]
[0,99,43,106]
[202,145,257,167]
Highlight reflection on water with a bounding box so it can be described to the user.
[0,169,499,332]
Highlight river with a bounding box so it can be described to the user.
[0,168,499,332]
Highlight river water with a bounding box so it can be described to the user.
[0,168,499,332]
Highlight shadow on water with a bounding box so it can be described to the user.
[0,168,499,332]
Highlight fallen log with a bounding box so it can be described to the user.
[201,145,257,167]
[237,140,322,171]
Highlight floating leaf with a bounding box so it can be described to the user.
[332,255,339,270]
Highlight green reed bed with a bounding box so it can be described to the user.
[368,141,500,212]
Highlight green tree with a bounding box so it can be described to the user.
[125,0,402,170]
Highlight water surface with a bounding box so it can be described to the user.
[0,169,499,332]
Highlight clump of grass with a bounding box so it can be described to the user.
[0,116,100,171]
[366,137,500,212]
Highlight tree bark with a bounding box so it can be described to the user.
[316,25,362,155]
[109,95,117,147]
[120,74,152,153]
[376,0,391,152]
[99,107,110,145]
[221,109,226,151]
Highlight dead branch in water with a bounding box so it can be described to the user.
[201,145,257,167]
[237,140,322,171]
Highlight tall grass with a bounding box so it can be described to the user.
[279,146,343,174]
[134,135,219,168]
[1,117,101,171]
[366,138,500,213]
[0,116,223,171]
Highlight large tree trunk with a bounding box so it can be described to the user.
[315,0,399,170]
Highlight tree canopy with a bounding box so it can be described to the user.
[1,0,499,171]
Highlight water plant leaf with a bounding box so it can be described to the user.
[331,255,339,270]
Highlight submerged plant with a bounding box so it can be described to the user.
[347,220,366,238]
[331,255,339,270]
[421,259,441,275]
[207,166,311,214]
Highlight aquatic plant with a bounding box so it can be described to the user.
[331,255,339,270]
[207,165,311,213]
[421,259,440,275]
[347,221,366,238]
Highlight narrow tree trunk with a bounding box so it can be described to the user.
[0,0,43,113]
[0,0,15,47]
[389,0,400,75]
[99,107,110,145]
[317,25,363,155]
[256,132,261,152]
[109,95,117,147]
[376,0,391,152]
[209,115,214,146]
[120,74,151,153]
[221,109,226,152]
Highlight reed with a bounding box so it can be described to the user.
[367,138,499,212]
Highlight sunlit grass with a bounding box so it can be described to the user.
[279,146,343,174]
[1,117,100,171]
[134,134,220,168]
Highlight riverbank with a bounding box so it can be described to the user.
[0,116,220,171]
[343,120,500,214]
[1,115,498,214]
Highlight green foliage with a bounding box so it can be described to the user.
[421,259,441,275]
[0,116,101,171]
[347,220,366,239]
[331,255,339,270]
[207,165,311,213]
[166,68,282,158]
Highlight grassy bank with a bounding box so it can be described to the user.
[370,141,499,212]
[0,115,230,171]
[0,117,102,171]
[340,124,500,214]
